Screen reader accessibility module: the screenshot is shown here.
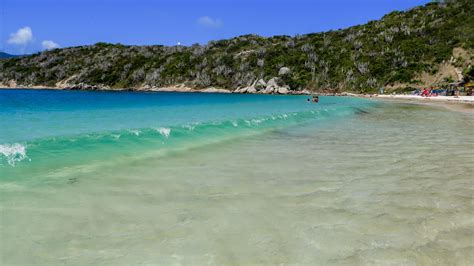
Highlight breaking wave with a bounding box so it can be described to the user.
[0,143,29,167]
[154,127,171,138]
[0,105,367,168]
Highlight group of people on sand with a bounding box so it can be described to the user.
[417,87,460,98]
[307,95,319,103]
[420,88,435,97]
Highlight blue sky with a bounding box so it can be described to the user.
[1,0,431,54]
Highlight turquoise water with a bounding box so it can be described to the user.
[0,90,367,177]
[1,89,473,265]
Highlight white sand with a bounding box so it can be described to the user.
[375,94,474,103]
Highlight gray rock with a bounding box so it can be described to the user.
[235,87,248,93]
[255,79,267,90]
[278,67,291,76]
[266,77,279,89]
[263,87,275,94]
[277,87,289,94]
[263,77,291,94]
[247,87,257,93]
[201,87,231,93]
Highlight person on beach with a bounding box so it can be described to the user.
[422,88,429,97]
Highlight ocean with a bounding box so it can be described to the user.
[1,89,473,264]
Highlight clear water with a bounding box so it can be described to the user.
[1,89,473,265]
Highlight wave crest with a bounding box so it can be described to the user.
[154,127,171,138]
[0,143,28,166]
[0,105,365,168]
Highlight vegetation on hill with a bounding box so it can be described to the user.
[0,0,473,93]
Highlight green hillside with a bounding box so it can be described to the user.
[0,0,472,93]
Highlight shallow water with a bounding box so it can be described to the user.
[1,90,473,265]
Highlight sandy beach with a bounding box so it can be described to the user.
[371,94,474,113]
[374,94,474,103]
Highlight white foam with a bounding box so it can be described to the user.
[0,143,28,167]
[155,127,171,138]
[129,130,141,136]
[182,125,195,131]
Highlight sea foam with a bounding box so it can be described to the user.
[0,143,28,166]
[129,129,141,136]
[155,127,171,138]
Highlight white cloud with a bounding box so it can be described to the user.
[198,16,223,28]
[8,26,33,45]
[42,40,60,50]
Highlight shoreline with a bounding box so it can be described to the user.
[0,84,311,95]
[373,94,474,103]
[369,94,474,113]
[2,86,473,110]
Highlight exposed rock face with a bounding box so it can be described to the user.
[55,75,78,89]
[247,87,257,93]
[200,87,231,93]
[255,79,267,90]
[266,77,279,89]
[277,87,289,94]
[262,87,275,94]
[300,89,311,95]
[154,85,193,92]
[234,76,293,94]
[68,83,110,90]
[8,79,17,88]
[266,77,289,94]
[278,67,291,76]
[235,87,248,93]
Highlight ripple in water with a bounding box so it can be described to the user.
[0,100,473,265]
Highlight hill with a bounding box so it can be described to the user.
[0,0,473,93]
[0,52,20,59]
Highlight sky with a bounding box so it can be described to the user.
[1,0,431,54]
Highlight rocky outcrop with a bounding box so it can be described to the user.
[234,77,294,94]
[153,84,193,92]
[0,79,18,88]
[66,83,110,90]
[262,87,275,94]
[1,73,309,95]
[265,77,290,94]
[255,79,267,90]
[277,87,289,94]
[266,77,279,88]
[200,87,231,93]
[298,89,311,95]
[278,67,291,76]
[247,87,257,93]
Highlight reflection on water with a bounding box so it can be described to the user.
[1,102,473,265]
